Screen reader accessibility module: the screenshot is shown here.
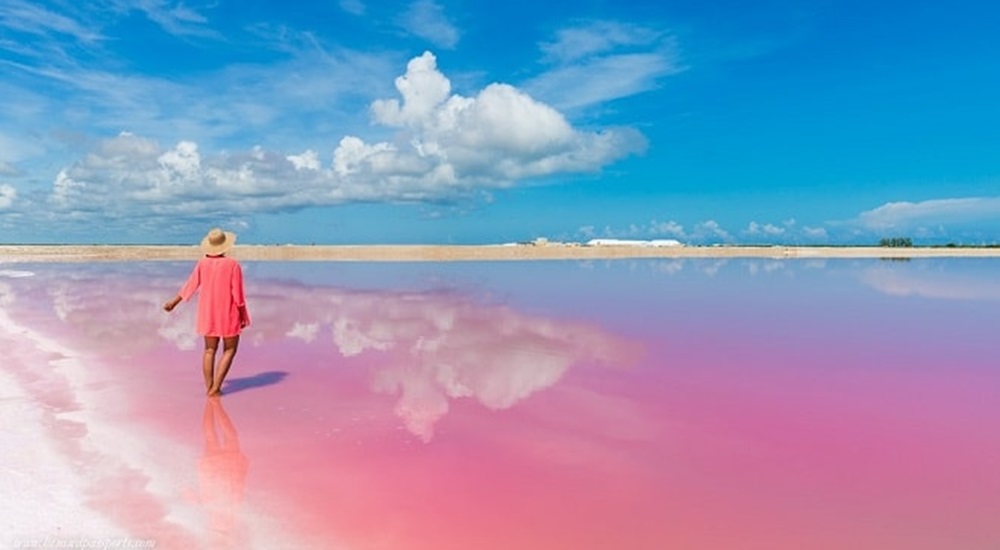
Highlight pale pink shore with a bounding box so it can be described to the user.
[0,309,129,544]
[1,244,999,262]
[0,303,298,548]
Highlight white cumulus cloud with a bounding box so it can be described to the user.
[651,220,686,238]
[42,52,644,226]
[692,220,731,241]
[287,150,321,171]
[745,221,785,236]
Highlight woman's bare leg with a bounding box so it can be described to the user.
[209,335,239,396]
[203,337,220,393]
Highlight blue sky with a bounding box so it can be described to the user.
[1,0,998,245]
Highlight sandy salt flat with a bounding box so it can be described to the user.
[1,244,999,262]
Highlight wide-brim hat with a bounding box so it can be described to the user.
[200,228,237,256]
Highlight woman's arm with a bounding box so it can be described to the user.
[232,262,250,327]
[165,260,202,312]
[178,260,202,301]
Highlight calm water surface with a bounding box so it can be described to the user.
[2,258,998,549]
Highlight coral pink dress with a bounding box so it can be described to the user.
[178,255,250,337]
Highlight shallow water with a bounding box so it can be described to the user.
[2,258,999,549]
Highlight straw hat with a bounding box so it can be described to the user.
[200,228,236,256]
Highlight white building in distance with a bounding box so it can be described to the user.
[585,239,684,247]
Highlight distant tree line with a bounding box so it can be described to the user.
[878,237,913,247]
[939,242,1000,248]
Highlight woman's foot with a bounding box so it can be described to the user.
[207,388,223,397]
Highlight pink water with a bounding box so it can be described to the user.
[2,259,999,549]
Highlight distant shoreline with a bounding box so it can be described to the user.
[2,244,1000,262]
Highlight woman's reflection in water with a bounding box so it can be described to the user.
[198,397,249,548]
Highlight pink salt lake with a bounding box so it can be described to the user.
[2,258,999,549]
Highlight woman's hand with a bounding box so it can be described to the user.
[163,296,181,312]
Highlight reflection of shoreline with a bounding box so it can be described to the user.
[198,398,249,549]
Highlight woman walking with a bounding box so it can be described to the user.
[164,228,250,396]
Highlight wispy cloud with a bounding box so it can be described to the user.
[0,0,218,63]
[526,53,681,111]
[0,1,276,154]
[525,21,683,111]
[0,0,103,43]
[0,130,44,168]
[854,197,1000,231]
[339,0,366,16]
[0,184,16,209]
[803,226,828,239]
[539,20,664,64]
[106,0,218,39]
[0,0,109,69]
[3,44,399,158]
[398,0,459,49]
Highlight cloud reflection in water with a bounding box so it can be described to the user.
[861,261,1000,300]
[255,285,642,441]
[6,263,641,442]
